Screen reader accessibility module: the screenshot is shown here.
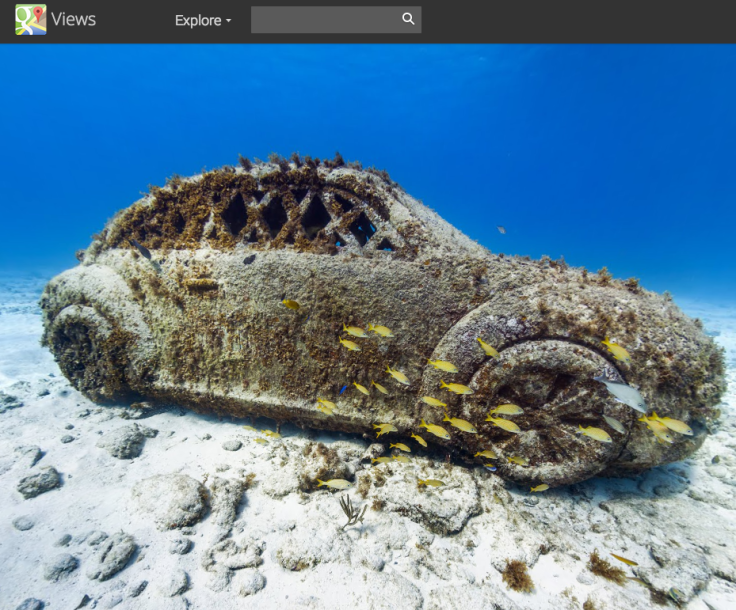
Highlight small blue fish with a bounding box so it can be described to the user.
[129,238,162,273]
[484,465,497,472]
[339,385,348,395]
[129,239,151,260]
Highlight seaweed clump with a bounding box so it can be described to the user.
[298,442,350,491]
[596,267,613,286]
[587,550,626,585]
[238,154,252,171]
[501,559,534,592]
[357,474,371,499]
[183,278,219,293]
[624,277,641,293]
[242,472,257,490]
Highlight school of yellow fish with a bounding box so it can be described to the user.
[280,302,692,492]
[252,306,696,599]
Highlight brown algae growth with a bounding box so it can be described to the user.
[502,559,534,593]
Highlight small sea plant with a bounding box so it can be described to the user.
[237,154,252,171]
[501,559,534,592]
[587,549,626,585]
[371,499,385,511]
[339,495,367,530]
[596,266,613,285]
[624,277,641,293]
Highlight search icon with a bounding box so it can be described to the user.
[402,12,415,25]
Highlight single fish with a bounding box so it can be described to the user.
[628,577,649,587]
[261,430,281,439]
[316,404,334,415]
[243,254,256,265]
[443,413,478,433]
[668,588,685,603]
[386,365,410,385]
[343,323,368,338]
[530,484,549,492]
[371,457,392,464]
[477,337,500,357]
[339,385,348,395]
[497,226,506,234]
[421,396,447,408]
[353,382,370,395]
[419,418,451,440]
[650,412,693,436]
[368,324,394,337]
[485,416,521,434]
[411,433,427,447]
[418,479,445,487]
[129,239,162,272]
[373,423,398,437]
[242,425,257,431]
[474,449,498,459]
[371,380,389,395]
[601,337,632,363]
[639,416,674,444]
[507,456,529,466]
[339,337,361,351]
[594,376,648,413]
[390,443,411,452]
[489,404,524,416]
[483,464,497,472]
[439,380,474,395]
[610,553,638,566]
[577,425,613,443]
[254,438,268,444]
[317,398,337,410]
[316,479,353,489]
[427,359,459,373]
[392,455,410,463]
[602,414,626,434]
[282,299,300,310]
[129,238,152,260]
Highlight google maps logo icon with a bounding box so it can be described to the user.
[16,4,47,35]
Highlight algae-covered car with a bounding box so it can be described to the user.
[40,155,726,486]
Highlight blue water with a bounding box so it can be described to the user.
[1,44,735,299]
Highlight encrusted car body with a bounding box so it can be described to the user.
[40,159,725,485]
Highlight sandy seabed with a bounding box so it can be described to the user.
[1,276,735,610]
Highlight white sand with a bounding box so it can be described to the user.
[1,277,734,610]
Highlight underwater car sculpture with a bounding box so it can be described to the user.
[40,155,726,486]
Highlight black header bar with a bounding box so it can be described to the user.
[7,1,736,43]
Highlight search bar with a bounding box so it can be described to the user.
[251,6,422,34]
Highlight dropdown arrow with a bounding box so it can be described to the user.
[226,18,231,22]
